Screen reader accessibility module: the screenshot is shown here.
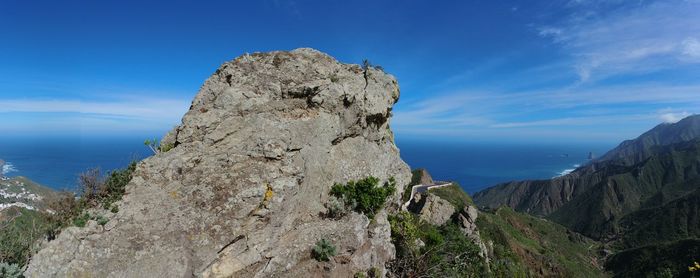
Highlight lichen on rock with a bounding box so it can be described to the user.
[25,48,411,277]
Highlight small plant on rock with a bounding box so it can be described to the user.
[144,138,174,154]
[0,262,22,278]
[95,215,109,226]
[73,212,91,228]
[312,238,337,262]
[325,196,348,218]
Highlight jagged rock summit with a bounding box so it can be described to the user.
[26,48,411,277]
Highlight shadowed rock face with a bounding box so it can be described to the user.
[26,48,411,277]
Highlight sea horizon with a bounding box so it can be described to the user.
[0,135,615,194]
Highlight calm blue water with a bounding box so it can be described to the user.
[0,136,613,193]
[396,139,614,193]
[0,136,151,191]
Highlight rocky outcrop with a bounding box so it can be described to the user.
[411,193,455,226]
[458,206,489,262]
[26,48,411,277]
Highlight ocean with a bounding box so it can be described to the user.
[396,139,614,193]
[0,136,613,194]
[0,136,152,191]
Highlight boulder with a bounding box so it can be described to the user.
[26,48,411,277]
[414,193,455,226]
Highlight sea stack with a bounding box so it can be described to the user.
[26,48,411,277]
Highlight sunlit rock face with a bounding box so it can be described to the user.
[26,48,411,278]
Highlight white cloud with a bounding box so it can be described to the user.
[682,37,700,58]
[0,97,190,120]
[658,111,691,123]
[538,27,563,38]
[540,1,700,81]
[393,83,700,139]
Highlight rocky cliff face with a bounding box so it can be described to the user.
[26,48,411,277]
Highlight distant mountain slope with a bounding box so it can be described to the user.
[473,114,700,276]
[548,138,700,240]
[596,115,700,165]
[474,115,700,220]
[605,239,700,278]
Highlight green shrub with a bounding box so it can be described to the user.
[388,211,485,277]
[73,212,90,228]
[330,176,396,219]
[145,138,174,154]
[110,205,119,213]
[95,215,109,226]
[159,143,174,153]
[100,162,136,209]
[312,238,337,262]
[325,196,348,218]
[0,262,22,278]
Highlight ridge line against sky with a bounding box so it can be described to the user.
[1,0,698,142]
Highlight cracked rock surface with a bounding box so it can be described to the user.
[25,48,411,278]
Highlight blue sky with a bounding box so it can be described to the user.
[1,0,699,143]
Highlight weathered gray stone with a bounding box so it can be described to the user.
[26,48,411,278]
[458,206,489,264]
[415,193,455,226]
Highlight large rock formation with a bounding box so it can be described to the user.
[26,48,411,277]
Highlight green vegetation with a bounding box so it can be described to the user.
[402,169,424,203]
[95,215,109,226]
[312,238,337,262]
[0,208,50,267]
[354,267,380,278]
[329,176,396,219]
[72,212,90,228]
[144,138,173,154]
[428,183,474,211]
[325,196,348,219]
[477,207,602,277]
[606,239,700,278]
[47,162,135,232]
[388,211,485,277]
[0,262,22,278]
[0,162,136,270]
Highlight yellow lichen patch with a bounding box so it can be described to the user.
[170,191,179,199]
[264,184,274,202]
[258,184,274,209]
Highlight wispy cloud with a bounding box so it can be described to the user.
[539,0,700,81]
[0,96,191,134]
[393,83,700,140]
[658,109,691,123]
[0,98,189,120]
